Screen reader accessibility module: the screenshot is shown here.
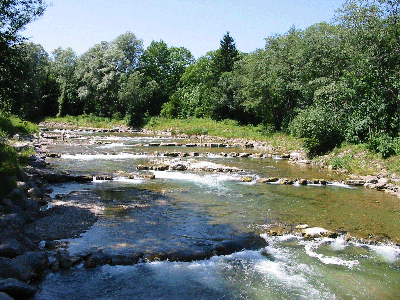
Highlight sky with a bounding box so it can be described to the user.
[22,0,347,58]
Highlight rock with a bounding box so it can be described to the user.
[137,165,150,170]
[0,278,36,299]
[56,250,75,270]
[298,160,311,164]
[238,153,251,158]
[295,224,308,229]
[109,253,141,266]
[345,180,365,186]
[0,257,33,282]
[8,189,28,210]
[170,163,187,171]
[95,175,112,181]
[27,187,43,199]
[141,174,156,180]
[0,239,23,259]
[375,182,387,190]
[267,225,291,236]
[149,143,160,147]
[189,152,200,157]
[84,252,110,269]
[44,240,69,250]
[164,152,180,157]
[185,143,197,147]
[73,175,93,182]
[302,227,330,238]
[278,178,293,185]
[0,292,13,300]
[153,165,169,171]
[241,176,253,182]
[361,176,378,184]
[258,177,279,183]
[14,251,49,276]
[297,179,308,185]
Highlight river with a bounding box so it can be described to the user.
[33,129,400,299]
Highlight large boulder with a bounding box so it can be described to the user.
[0,278,36,299]
[0,252,49,282]
[0,292,13,300]
[0,239,23,259]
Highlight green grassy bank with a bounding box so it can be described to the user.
[0,112,38,198]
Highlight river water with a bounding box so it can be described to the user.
[33,130,400,299]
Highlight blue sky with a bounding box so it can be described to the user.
[22,0,346,58]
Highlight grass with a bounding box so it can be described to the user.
[0,113,38,136]
[0,112,39,199]
[314,142,400,176]
[145,117,303,151]
[45,114,128,129]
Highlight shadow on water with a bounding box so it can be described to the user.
[46,184,267,261]
[32,184,267,300]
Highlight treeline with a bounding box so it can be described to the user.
[1,0,400,156]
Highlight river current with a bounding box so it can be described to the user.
[33,129,400,299]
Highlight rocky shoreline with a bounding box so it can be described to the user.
[1,123,399,299]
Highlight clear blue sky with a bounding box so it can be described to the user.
[22,0,347,58]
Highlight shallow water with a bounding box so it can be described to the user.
[34,130,400,299]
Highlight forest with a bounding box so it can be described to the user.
[1,0,400,157]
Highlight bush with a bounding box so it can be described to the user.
[367,132,396,158]
[0,143,19,198]
[289,106,345,156]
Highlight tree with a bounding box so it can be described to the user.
[213,32,239,77]
[334,0,400,137]
[51,47,81,116]
[75,32,144,117]
[139,40,194,115]
[0,0,47,114]
[11,42,59,120]
[118,71,159,126]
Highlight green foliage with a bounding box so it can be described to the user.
[328,154,353,171]
[0,111,38,136]
[367,132,399,158]
[0,143,19,198]
[0,0,47,112]
[46,114,126,129]
[183,127,209,136]
[289,106,345,156]
[212,32,240,76]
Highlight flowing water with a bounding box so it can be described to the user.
[33,130,400,299]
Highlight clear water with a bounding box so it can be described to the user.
[34,131,400,299]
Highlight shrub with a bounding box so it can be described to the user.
[289,106,345,156]
[0,143,19,198]
[367,132,396,158]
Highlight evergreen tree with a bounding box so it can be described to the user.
[213,32,239,77]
